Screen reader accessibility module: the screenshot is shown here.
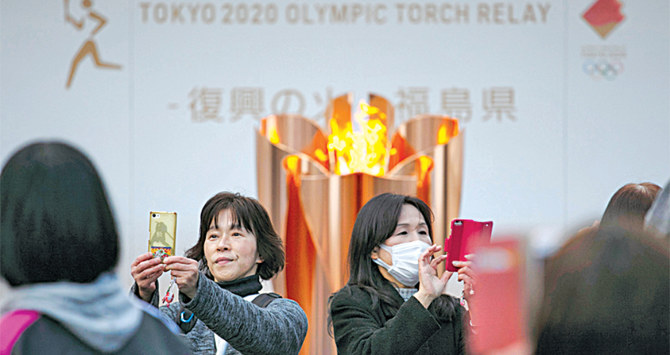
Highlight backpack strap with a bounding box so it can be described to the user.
[251,292,282,308]
[0,310,40,355]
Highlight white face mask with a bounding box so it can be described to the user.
[372,240,431,287]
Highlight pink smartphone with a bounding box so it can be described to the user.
[445,219,493,272]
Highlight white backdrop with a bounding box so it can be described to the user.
[1,0,668,295]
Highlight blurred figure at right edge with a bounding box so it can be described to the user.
[534,226,669,354]
[572,182,661,240]
[645,179,670,240]
[599,182,661,232]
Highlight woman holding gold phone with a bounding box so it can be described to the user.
[130,192,308,355]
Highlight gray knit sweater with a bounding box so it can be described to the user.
[135,274,308,355]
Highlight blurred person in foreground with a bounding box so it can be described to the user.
[0,141,189,354]
[535,226,669,354]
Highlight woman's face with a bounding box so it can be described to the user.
[371,204,431,267]
[203,209,263,282]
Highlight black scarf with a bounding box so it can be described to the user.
[215,275,262,297]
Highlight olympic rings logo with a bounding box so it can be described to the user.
[583,59,624,80]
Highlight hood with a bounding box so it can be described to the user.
[1,272,143,353]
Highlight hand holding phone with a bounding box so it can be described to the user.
[149,211,177,259]
[445,219,493,272]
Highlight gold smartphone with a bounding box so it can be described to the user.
[148,211,177,258]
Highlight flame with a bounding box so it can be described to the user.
[437,124,450,145]
[286,155,300,173]
[417,156,433,188]
[284,155,301,185]
[437,120,459,145]
[327,101,388,176]
[261,117,281,144]
[269,126,280,144]
[314,148,328,162]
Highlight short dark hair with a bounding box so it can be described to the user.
[185,192,284,280]
[536,227,669,354]
[1,142,119,286]
[601,182,661,231]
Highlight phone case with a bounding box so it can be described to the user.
[149,211,177,257]
[445,219,493,272]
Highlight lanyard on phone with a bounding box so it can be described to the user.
[151,250,176,307]
[163,277,177,307]
[151,250,177,307]
[460,287,474,308]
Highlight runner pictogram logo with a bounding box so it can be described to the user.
[64,0,121,89]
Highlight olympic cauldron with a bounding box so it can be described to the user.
[256,93,463,354]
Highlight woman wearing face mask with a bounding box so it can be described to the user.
[329,193,475,354]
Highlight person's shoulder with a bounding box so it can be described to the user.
[264,296,298,309]
[1,310,43,352]
[253,292,282,307]
[334,284,370,296]
[5,313,96,353]
[259,294,309,337]
[134,298,181,333]
[137,311,178,332]
[265,296,307,318]
[331,285,374,306]
[124,313,191,354]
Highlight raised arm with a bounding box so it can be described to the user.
[88,11,106,36]
[183,275,308,354]
[63,0,83,29]
[65,14,84,29]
